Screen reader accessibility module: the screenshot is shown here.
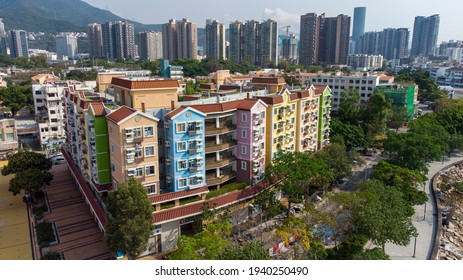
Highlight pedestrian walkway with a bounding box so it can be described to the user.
[384,153,463,260]
[0,160,33,260]
[43,164,112,260]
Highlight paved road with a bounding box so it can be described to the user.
[383,153,463,260]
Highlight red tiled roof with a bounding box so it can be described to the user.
[153,180,271,223]
[111,77,180,90]
[314,86,329,95]
[79,100,88,110]
[237,99,259,111]
[219,85,240,91]
[106,105,136,123]
[90,102,106,117]
[252,77,286,85]
[150,187,209,204]
[190,100,242,114]
[256,95,284,105]
[165,107,187,120]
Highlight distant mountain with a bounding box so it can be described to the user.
[0,0,162,33]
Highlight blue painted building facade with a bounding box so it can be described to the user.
[164,107,206,192]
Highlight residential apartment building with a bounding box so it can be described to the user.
[99,21,135,60]
[9,30,28,58]
[0,119,18,159]
[88,23,103,59]
[306,73,382,110]
[162,19,198,61]
[411,15,440,58]
[106,106,160,194]
[299,13,351,65]
[139,31,163,61]
[229,19,278,67]
[55,34,78,60]
[358,28,409,60]
[33,83,67,149]
[316,86,332,149]
[205,20,226,60]
[0,19,7,56]
[110,77,180,111]
[164,107,206,192]
[441,67,463,88]
[347,54,384,71]
[292,85,321,153]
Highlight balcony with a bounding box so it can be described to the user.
[188,130,199,136]
[188,167,198,173]
[205,140,237,153]
[206,171,236,187]
[204,123,237,136]
[133,137,143,144]
[206,156,236,170]
[188,149,198,155]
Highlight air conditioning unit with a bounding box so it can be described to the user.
[165,158,171,165]
[164,141,170,147]
[166,176,172,183]
[164,122,169,129]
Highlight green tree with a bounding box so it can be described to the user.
[352,248,390,260]
[315,142,353,182]
[371,161,427,205]
[1,151,52,176]
[8,168,53,195]
[364,93,393,136]
[388,107,408,130]
[283,74,301,87]
[266,152,333,214]
[0,85,33,116]
[409,114,450,153]
[383,131,443,173]
[330,118,367,150]
[104,178,154,260]
[276,215,315,260]
[341,180,417,251]
[337,89,362,124]
[220,241,269,260]
[140,60,160,76]
[448,134,463,152]
[30,54,49,68]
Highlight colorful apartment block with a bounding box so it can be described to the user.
[256,89,298,163]
[293,85,320,153]
[235,99,267,186]
[164,107,206,192]
[87,103,112,191]
[106,106,160,196]
[316,86,332,149]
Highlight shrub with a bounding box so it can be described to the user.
[206,182,247,199]
[41,252,62,260]
[35,222,56,247]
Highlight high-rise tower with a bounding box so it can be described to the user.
[411,14,440,57]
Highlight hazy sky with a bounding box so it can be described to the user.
[83,0,462,43]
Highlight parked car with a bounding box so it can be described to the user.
[51,155,65,165]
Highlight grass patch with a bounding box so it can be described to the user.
[206,182,247,199]
[35,222,56,247]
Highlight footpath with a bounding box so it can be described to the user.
[383,154,463,260]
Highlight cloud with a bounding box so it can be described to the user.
[262,8,300,32]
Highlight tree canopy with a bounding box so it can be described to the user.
[330,118,367,150]
[315,142,353,182]
[1,151,52,176]
[337,89,362,124]
[0,85,33,117]
[104,178,154,260]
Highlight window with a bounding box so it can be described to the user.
[177,141,187,152]
[133,127,142,138]
[145,165,156,176]
[178,160,187,170]
[146,183,156,194]
[135,147,142,158]
[176,123,186,133]
[242,130,247,138]
[292,104,296,110]
[178,178,187,188]
[144,146,155,157]
[260,127,265,134]
[135,167,143,177]
[111,144,114,154]
[274,108,278,114]
[242,114,247,122]
[111,163,115,172]
[242,146,247,155]
[109,125,113,135]
[241,161,247,170]
[144,126,154,137]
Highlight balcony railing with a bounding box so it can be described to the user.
[205,156,236,170]
[204,124,237,136]
[206,171,236,187]
[205,140,237,153]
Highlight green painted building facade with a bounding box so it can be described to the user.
[317,86,332,150]
[87,104,111,187]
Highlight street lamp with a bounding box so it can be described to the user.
[423,202,427,221]
[412,233,418,258]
